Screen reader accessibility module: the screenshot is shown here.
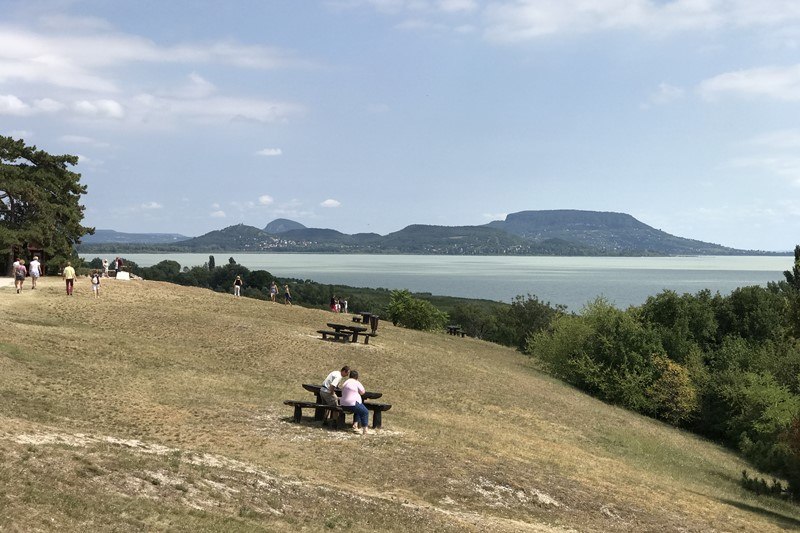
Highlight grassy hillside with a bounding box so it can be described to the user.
[2,278,799,532]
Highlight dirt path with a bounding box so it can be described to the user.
[0,277,14,288]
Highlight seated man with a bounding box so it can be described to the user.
[320,365,350,425]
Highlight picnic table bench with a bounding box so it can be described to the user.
[326,323,376,344]
[447,325,466,337]
[299,383,391,428]
[317,329,352,342]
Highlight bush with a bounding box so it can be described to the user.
[386,289,448,331]
[645,354,699,425]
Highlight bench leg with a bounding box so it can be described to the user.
[363,335,370,345]
[293,405,302,422]
[337,411,345,428]
[372,409,382,429]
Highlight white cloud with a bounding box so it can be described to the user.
[141,201,163,210]
[210,210,227,218]
[747,129,800,149]
[729,155,800,185]
[320,199,342,208]
[130,93,304,124]
[438,0,478,13]
[0,94,31,115]
[211,203,220,209]
[8,129,32,139]
[642,82,685,108]
[60,134,110,147]
[258,195,275,205]
[482,0,800,43]
[256,148,283,156]
[34,98,66,112]
[698,64,800,101]
[74,99,125,118]
[482,212,507,221]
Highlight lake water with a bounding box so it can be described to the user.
[100,253,791,311]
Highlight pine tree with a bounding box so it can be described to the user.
[1,136,93,272]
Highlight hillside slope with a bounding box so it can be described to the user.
[2,279,799,531]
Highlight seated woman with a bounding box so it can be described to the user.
[339,370,370,435]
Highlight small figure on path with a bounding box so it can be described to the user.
[284,284,292,305]
[14,259,27,294]
[29,256,41,289]
[91,270,101,298]
[269,281,278,302]
[63,262,76,296]
[233,275,243,297]
[320,365,350,426]
[340,369,370,435]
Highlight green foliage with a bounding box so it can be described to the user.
[645,355,699,425]
[492,294,564,350]
[386,289,448,331]
[208,255,215,270]
[1,136,93,272]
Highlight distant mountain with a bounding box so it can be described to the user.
[80,210,783,255]
[263,218,306,234]
[80,229,190,244]
[486,210,752,255]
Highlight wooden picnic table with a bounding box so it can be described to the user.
[303,383,382,402]
[300,383,390,427]
[326,322,369,343]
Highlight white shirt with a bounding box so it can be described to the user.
[29,260,41,276]
[322,370,343,392]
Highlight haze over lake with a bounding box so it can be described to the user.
[108,254,789,311]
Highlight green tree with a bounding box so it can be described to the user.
[385,289,448,331]
[1,136,93,272]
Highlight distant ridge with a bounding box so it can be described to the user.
[264,218,306,234]
[78,210,784,255]
[486,210,750,255]
[80,229,190,245]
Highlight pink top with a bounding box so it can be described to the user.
[339,378,365,407]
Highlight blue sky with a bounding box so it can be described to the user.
[2,0,800,251]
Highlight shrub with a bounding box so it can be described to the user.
[385,289,448,331]
[645,354,699,425]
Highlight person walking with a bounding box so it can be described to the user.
[269,281,278,302]
[340,369,370,435]
[320,366,350,426]
[284,284,292,305]
[28,256,41,289]
[102,258,109,277]
[233,275,243,297]
[90,270,101,298]
[14,259,27,293]
[63,262,76,296]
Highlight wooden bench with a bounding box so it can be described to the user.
[446,325,461,336]
[362,402,392,428]
[356,331,377,345]
[317,329,352,342]
[351,316,362,323]
[284,400,346,428]
[284,400,392,429]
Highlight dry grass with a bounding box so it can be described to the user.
[1,276,800,532]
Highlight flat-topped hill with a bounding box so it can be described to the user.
[2,279,799,531]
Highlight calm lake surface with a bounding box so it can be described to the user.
[107,253,789,311]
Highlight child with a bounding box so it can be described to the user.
[233,275,243,297]
[91,269,101,298]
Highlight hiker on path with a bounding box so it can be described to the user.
[320,365,350,426]
[29,256,41,289]
[14,259,27,294]
[102,259,109,277]
[284,284,292,305]
[269,281,278,302]
[63,262,76,296]
[91,270,101,298]
[233,275,243,297]
[340,369,370,435]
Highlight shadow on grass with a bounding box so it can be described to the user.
[716,497,800,529]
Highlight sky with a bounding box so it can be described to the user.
[2,0,800,251]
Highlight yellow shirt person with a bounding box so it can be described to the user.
[63,262,76,296]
